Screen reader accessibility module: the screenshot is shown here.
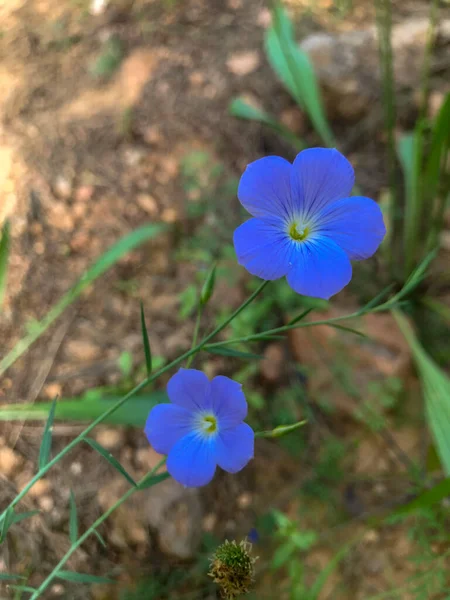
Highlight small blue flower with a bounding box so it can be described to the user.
[145,369,254,487]
[233,148,386,299]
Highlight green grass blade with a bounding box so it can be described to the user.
[265,3,334,147]
[0,507,14,543]
[140,301,152,377]
[56,571,113,584]
[84,437,137,487]
[327,323,367,338]
[69,490,78,544]
[394,310,450,475]
[0,391,165,427]
[288,307,313,326]
[0,219,10,310]
[38,397,57,470]
[11,510,40,526]
[206,347,263,360]
[308,544,350,600]
[8,585,37,594]
[138,471,170,490]
[93,529,107,548]
[395,478,450,515]
[229,97,305,150]
[0,574,25,581]
[0,224,167,378]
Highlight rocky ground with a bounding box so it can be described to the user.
[0,0,449,598]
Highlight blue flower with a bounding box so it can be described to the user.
[144,369,254,487]
[233,148,386,299]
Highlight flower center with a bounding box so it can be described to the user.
[289,222,310,242]
[199,414,218,436]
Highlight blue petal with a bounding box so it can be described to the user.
[210,376,247,429]
[216,423,254,474]
[234,218,294,280]
[144,404,193,455]
[291,148,354,220]
[286,237,352,299]
[238,156,294,223]
[167,368,211,412]
[167,432,217,487]
[317,196,386,260]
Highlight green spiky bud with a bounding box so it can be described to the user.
[208,539,257,599]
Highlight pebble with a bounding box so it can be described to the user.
[0,446,22,477]
[28,478,51,498]
[136,193,158,216]
[226,50,260,76]
[95,427,125,450]
[65,339,101,362]
[53,175,72,199]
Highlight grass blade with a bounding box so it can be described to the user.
[395,478,450,515]
[327,323,367,338]
[0,391,166,427]
[56,571,113,584]
[394,310,450,475]
[38,397,57,470]
[138,471,170,490]
[84,437,137,487]
[0,219,10,310]
[229,97,305,150]
[265,2,334,147]
[288,307,313,326]
[0,506,14,543]
[93,529,107,548]
[11,510,40,526]
[69,490,78,544]
[206,347,263,360]
[140,301,152,377]
[0,574,25,581]
[0,224,167,378]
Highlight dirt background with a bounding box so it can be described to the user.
[1,0,450,598]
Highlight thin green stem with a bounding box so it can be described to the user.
[186,306,203,368]
[1,280,269,518]
[30,459,167,599]
[375,0,398,277]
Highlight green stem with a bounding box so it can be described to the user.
[186,306,203,368]
[1,280,269,519]
[30,459,167,599]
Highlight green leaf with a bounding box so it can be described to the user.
[56,571,113,584]
[288,308,313,326]
[138,471,170,490]
[140,301,152,377]
[0,224,167,377]
[272,541,296,569]
[0,219,10,310]
[200,263,217,306]
[394,310,450,476]
[69,490,78,544]
[229,97,305,150]
[0,391,166,427]
[38,397,57,470]
[395,478,450,515]
[0,574,25,581]
[308,544,350,599]
[256,420,307,439]
[11,510,39,526]
[8,585,37,593]
[327,323,367,338]
[84,437,137,487]
[265,3,334,147]
[206,347,263,360]
[93,529,107,548]
[0,506,14,543]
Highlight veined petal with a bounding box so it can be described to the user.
[216,423,254,474]
[317,196,386,260]
[144,404,193,455]
[233,218,294,280]
[167,368,211,412]
[167,432,217,487]
[291,148,354,220]
[286,237,352,299]
[210,376,247,429]
[238,156,294,223]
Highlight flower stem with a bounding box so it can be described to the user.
[1,280,269,518]
[186,306,203,368]
[29,460,167,599]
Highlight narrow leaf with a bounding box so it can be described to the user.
[93,529,107,548]
[140,301,152,377]
[138,471,170,490]
[288,308,313,326]
[0,219,10,309]
[57,570,113,584]
[85,437,137,487]
[0,506,14,543]
[206,347,263,360]
[8,585,37,593]
[395,478,450,515]
[0,573,25,581]
[200,263,217,306]
[38,397,57,470]
[327,323,367,338]
[69,490,78,544]
[0,224,167,377]
[256,420,307,439]
[11,510,39,526]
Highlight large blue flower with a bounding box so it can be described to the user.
[144,369,254,487]
[233,148,386,299]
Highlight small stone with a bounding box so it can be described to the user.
[70,231,90,252]
[189,71,205,86]
[50,584,65,596]
[74,185,94,203]
[203,513,217,532]
[47,202,74,231]
[43,382,62,399]
[70,461,83,475]
[39,495,54,512]
[0,446,22,477]
[142,125,162,145]
[53,175,72,199]
[65,339,101,362]
[29,478,51,498]
[161,208,178,223]
[226,50,260,76]
[136,193,158,216]
[95,427,125,450]
[237,492,252,509]
[279,107,305,135]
